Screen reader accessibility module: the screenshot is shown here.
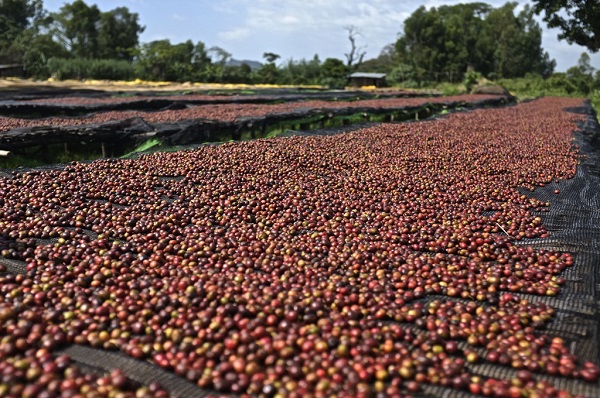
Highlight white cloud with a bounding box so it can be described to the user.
[218,27,252,42]
[212,0,409,59]
[172,13,185,21]
[205,0,596,69]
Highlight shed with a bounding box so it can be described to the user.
[348,72,386,88]
[0,64,24,78]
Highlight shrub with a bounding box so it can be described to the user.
[463,70,482,93]
[47,57,135,81]
[543,73,578,96]
[591,90,600,116]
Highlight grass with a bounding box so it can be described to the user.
[0,154,45,169]
[395,78,600,116]
[591,90,600,117]
[120,138,162,158]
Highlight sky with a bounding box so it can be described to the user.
[42,0,600,73]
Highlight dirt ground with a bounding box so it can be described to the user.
[0,77,413,100]
[0,77,245,100]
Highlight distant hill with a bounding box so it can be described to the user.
[225,59,262,70]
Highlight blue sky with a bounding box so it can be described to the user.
[42,0,599,72]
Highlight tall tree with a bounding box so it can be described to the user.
[135,39,198,81]
[0,0,45,61]
[481,3,551,78]
[357,44,396,74]
[320,57,348,88]
[51,0,102,58]
[566,52,596,94]
[263,52,280,64]
[192,41,211,68]
[8,20,69,77]
[255,52,281,84]
[279,55,321,85]
[531,0,600,52]
[344,25,366,70]
[208,46,231,66]
[98,7,144,61]
[395,2,554,82]
[396,6,442,83]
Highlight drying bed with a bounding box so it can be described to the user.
[0,94,505,131]
[0,97,599,397]
[0,89,430,118]
[0,94,512,153]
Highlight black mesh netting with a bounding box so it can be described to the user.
[2,99,600,397]
[56,345,224,398]
[498,102,600,397]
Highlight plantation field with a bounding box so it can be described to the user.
[0,88,599,397]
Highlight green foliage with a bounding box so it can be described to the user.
[319,58,348,88]
[47,57,134,80]
[387,64,416,86]
[563,52,596,95]
[591,90,600,117]
[395,2,555,84]
[434,82,463,95]
[49,0,143,62]
[0,153,44,169]
[254,64,280,84]
[484,3,556,78]
[50,0,102,58]
[262,52,280,64]
[499,74,600,116]
[222,64,253,84]
[0,0,46,63]
[134,39,208,82]
[531,0,600,52]
[278,55,321,85]
[356,44,396,74]
[121,138,161,158]
[98,7,144,61]
[11,31,69,78]
[464,70,481,93]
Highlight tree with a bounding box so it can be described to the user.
[192,41,211,68]
[531,0,600,52]
[395,2,554,82]
[253,52,281,83]
[263,52,280,64]
[208,46,231,66]
[135,39,199,81]
[566,52,595,94]
[387,63,416,86]
[344,25,366,70]
[204,46,232,83]
[577,51,595,76]
[357,44,396,73]
[50,1,144,61]
[0,0,45,62]
[395,4,492,84]
[320,57,348,88]
[98,7,144,61]
[279,55,321,85]
[222,63,253,84]
[482,3,555,78]
[394,5,441,85]
[9,24,69,77]
[51,0,102,58]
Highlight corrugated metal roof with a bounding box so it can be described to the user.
[349,72,386,79]
[0,64,22,70]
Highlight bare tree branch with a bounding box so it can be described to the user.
[344,25,367,69]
